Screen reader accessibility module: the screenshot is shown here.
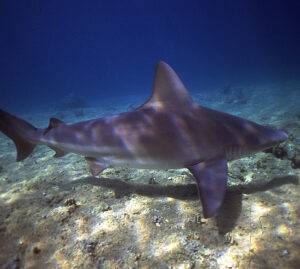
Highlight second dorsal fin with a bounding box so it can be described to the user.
[44,118,64,135]
[49,118,64,128]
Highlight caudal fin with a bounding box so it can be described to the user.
[0,109,38,161]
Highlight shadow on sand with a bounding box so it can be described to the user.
[64,174,299,235]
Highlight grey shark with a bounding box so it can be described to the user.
[0,61,288,218]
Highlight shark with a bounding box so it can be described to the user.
[0,61,288,218]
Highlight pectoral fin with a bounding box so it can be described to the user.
[85,157,107,177]
[187,158,228,218]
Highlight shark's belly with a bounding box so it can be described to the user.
[100,142,212,169]
[95,155,190,169]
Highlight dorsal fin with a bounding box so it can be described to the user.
[44,118,64,135]
[143,61,193,109]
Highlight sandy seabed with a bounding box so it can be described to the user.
[0,83,299,269]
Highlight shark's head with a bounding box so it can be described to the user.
[224,119,289,160]
[256,127,288,150]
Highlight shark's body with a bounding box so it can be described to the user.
[0,62,287,218]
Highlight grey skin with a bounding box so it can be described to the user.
[0,61,288,218]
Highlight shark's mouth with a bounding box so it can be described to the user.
[224,138,287,161]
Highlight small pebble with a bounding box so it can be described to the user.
[99,203,111,212]
[240,167,247,173]
[237,174,245,182]
[85,241,97,254]
[153,215,163,226]
[64,198,77,207]
[33,246,41,254]
[148,177,157,184]
[273,145,288,159]
[0,225,7,233]
[291,156,300,169]
[134,253,141,261]
[280,249,289,257]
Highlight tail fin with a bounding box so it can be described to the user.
[0,109,38,161]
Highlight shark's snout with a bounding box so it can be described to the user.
[270,129,288,144]
[259,128,288,151]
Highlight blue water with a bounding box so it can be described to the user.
[1,2,300,267]
[1,0,299,113]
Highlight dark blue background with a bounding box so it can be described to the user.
[1,0,299,111]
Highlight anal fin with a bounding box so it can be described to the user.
[49,146,67,158]
[85,157,107,177]
[187,158,228,218]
